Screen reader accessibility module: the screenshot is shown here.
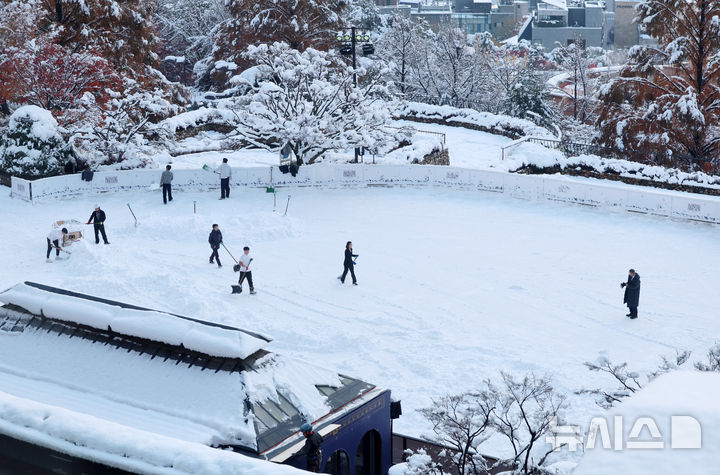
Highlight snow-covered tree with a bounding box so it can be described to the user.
[597,0,720,170]
[550,37,606,122]
[209,0,345,89]
[376,14,432,95]
[344,0,381,29]
[577,351,692,409]
[0,105,71,178]
[489,372,567,474]
[0,39,121,125]
[418,392,494,474]
[418,372,568,475]
[32,0,160,82]
[476,36,552,120]
[231,42,405,164]
[69,78,181,168]
[154,0,230,84]
[695,343,720,372]
[410,24,482,104]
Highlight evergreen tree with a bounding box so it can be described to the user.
[1,105,71,178]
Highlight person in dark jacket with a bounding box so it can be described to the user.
[161,165,173,204]
[87,204,109,244]
[208,224,222,267]
[621,269,641,319]
[339,241,358,285]
[81,166,94,182]
[297,423,323,472]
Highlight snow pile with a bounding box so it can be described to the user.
[0,389,304,475]
[0,105,69,178]
[381,133,446,165]
[0,282,270,359]
[574,371,720,474]
[246,355,343,422]
[395,102,557,141]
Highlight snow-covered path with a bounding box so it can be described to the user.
[2,186,719,461]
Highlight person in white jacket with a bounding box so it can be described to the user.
[46,228,68,262]
[235,246,255,294]
[217,158,232,200]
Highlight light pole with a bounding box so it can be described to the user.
[337,28,374,163]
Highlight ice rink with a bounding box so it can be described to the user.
[2,185,719,463]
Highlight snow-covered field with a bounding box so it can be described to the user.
[2,184,719,465]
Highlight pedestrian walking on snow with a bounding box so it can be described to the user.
[296,423,323,473]
[233,247,255,294]
[339,241,358,285]
[621,269,641,319]
[218,158,231,199]
[161,165,173,204]
[208,224,223,268]
[87,204,109,244]
[46,228,68,262]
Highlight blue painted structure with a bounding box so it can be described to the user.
[283,390,392,475]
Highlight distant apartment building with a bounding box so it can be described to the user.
[518,0,612,49]
[376,0,643,50]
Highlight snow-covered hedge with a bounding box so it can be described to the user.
[395,102,557,141]
[504,142,720,193]
[0,106,71,178]
[159,106,239,137]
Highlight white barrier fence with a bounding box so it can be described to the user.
[9,165,720,224]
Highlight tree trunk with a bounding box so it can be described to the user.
[55,0,63,22]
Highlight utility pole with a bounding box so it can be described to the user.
[338,27,374,164]
[351,26,359,163]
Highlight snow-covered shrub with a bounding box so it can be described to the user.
[0,105,71,178]
[388,449,445,475]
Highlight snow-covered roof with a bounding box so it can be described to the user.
[0,282,382,472]
[574,371,720,474]
[539,0,568,9]
[0,281,270,359]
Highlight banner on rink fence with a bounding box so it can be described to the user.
[11,165,720,224]
[10,177,32,201]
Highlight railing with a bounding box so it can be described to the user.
[501,136,619,160]
[389,125,447,149]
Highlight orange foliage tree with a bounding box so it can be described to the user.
[35,0,160,82]
[0,41,121,125]
[597,0,720,171]
[207,0,346,89]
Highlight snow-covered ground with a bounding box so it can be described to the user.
[2,185,719,467]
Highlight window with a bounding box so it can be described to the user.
[324,450,350,475]
[355,430,382,475]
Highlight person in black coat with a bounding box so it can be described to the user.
[297,423,323,472]
[208,224,222,268]
[87,204,109,244]
[621,269,641,319]
[339,241,358,285]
